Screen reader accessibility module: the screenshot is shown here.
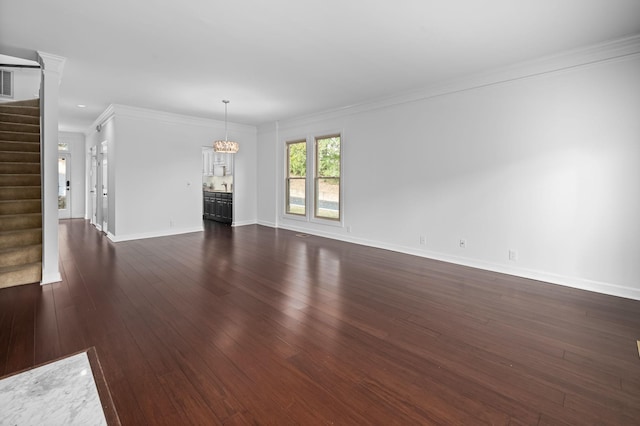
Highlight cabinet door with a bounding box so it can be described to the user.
[215,194,223,219]
[221,198,230,223]
[203,195,211,218]
[219,195,232,223]
[208,197,215,218]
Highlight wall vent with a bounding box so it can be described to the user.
[0,70,13,97]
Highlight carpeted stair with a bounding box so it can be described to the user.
[0,99,42,288]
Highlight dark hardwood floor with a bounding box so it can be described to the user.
[1,219,640,424]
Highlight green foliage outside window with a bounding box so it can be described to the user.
[316,136,340,177]
[288,142,306,177]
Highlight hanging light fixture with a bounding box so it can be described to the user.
[213,100,239,153]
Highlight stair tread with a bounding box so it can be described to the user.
[0,123,40,128]
[0,211,41,215]
[0,161,40,165]
[0,243,42,254]
[0,105,39,109]
[0,110,39,118]
[0,227,42,235]
[0,262,42,273]
[2,99,39,106]
[0,110,38,117]
[0,151,40,155]
[0,130,40,134]
[0,212,42,221]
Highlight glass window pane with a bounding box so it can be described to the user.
[288,142,306,177]
[316,136,340,178]
[315,178,339,220]
[287,178,305,215]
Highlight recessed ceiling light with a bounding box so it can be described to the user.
[77,104,86,108]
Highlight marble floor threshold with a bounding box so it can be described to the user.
[0,347,120,425]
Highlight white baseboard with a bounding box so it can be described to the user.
[107,226,204,243]
[256,220,277,228]
[231,219,258,227]
[41,271,62,285]
[274,223,640,301]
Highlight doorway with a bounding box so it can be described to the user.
[89,146,97,226]
[100,142,108,232]
[58,153,71,219]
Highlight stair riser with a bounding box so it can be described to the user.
[0,214,42,232]
[0,200,41,215]
[0,151,40,163]
[0,113,40,126]
[0,163,40,174]
[0,229,41,249]
[0,263,41,288]
[0,141,40,152]
[0,122,40,134]
[0,106,39,117]
[4,99,39,107]
[0,175,41,186]
[0,187,41,201]
[0,227,41,246]
[0,245,42,267]
[0,131,40,142]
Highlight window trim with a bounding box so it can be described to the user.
[0,70,14,98]
[285,139,307,217]
[282,131,344,228]
[313,134,341,222]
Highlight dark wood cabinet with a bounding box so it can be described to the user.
[203,191,232,224]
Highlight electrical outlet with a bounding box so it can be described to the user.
[509,249,518,261]
[419,235,426,245]
[346,225,352,233]
[459,239,466,248]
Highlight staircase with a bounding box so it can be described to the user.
[0,99,42,288]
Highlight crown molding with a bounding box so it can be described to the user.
[277,34,640,129]
[36,51,66,75]
[114,104,256,131]
[86,103,257,136]
[85,104,115,135]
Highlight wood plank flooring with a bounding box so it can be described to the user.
[1,219,640,425]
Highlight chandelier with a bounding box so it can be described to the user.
[213,100,239,153]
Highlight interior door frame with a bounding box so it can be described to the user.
[58,152,71,219]
[99,141,108,234]
[89,146,97,226]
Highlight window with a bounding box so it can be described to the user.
[285,134,342,222]
[286,140,306,215]
[0,70,13,98]
[314,135,341,220]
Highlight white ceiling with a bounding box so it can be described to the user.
[1,0,639,132]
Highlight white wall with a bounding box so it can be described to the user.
[87,105,257,241]
[59,132,86,218]
[0,66,40,103]
[258,51,640,300]
[256,122,278,227]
